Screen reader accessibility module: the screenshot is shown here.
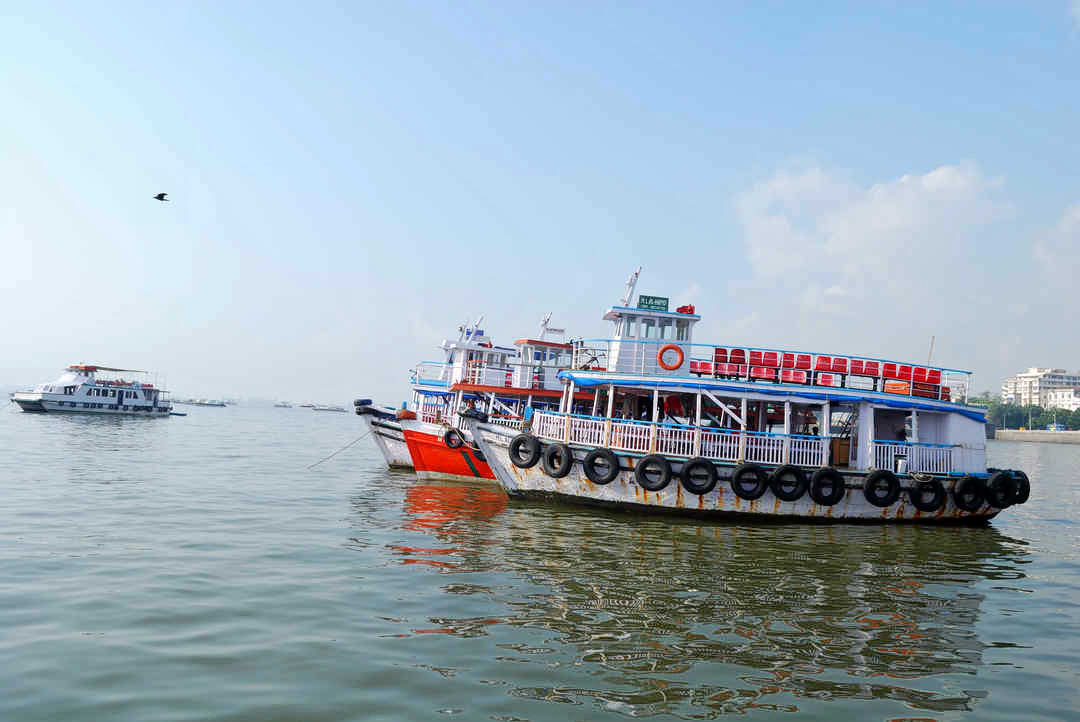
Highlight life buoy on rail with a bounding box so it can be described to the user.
[444,429,464,449]
[656,344,684,371]
[583,448,620,485]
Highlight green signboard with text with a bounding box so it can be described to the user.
[637,295,669,312]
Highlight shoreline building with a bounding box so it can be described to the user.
[1001,368,1080,406]
[1045,387,1080,412]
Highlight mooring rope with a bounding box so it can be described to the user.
[307,429,372,470]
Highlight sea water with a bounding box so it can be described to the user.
[1,405,1078,720]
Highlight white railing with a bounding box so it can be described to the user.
[873,441,956,474]
[790,437,826,467]
[489,415,525,431]
[909,444,952,474]
[655,424,695,457]
[700,429,741,461]
[569,416,605,446]
[464,363,515,387]
[414,362,451,384]
[608,420,652,453]
[746,434,783,465]
[533,411,564,439]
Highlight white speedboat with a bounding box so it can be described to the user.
[11,364,172,417]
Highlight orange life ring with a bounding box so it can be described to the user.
[657,344,684,370]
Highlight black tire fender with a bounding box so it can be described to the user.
[541,443,574,479]
[731,463,768,500]
[769,464,807,502]
[985,471,1017,509]
[864,470,900,507]
[953,476,986,512]
[509,434,541,468]
[808,467,847,506]
[635,455,671,492]
[444,428,464,449]
[1011,470,1030,505]
[908,479,946,512]
[681,457,717,495]
[583,448,620,485]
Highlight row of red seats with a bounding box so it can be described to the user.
[710,349,942,384]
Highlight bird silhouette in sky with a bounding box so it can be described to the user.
[153,192,169,201]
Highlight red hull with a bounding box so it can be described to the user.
[401,427,495,481]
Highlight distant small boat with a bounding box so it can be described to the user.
[274,401,293,408]
[312,405,348,412]
[299,402,315,408]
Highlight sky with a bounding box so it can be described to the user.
[3,1,1079,402]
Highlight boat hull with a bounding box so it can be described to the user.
[358,413,414,470]
[400,419,496,483]
[11,393,171,417]
[467,421,1001,524]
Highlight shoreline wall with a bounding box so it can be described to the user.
[994,430,1080,444]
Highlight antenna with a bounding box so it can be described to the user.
[926,335,936,365]
[620,266,642,306]
[538,312,565,341]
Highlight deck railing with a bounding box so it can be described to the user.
[570,339,971,404]
[872,440,957,474]
[413,362,451,385]
[489,415,525,431]
[530,412,832,468]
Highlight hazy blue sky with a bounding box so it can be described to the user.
[3,2,1079,402]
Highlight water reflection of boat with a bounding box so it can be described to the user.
[388,479,1029,716]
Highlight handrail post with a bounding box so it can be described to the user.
[782,402,791,464]
[649,422,657,453]
[603,383,615,447]
[693,391,702,456]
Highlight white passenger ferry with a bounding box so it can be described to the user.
[11,364,173,417]
[467,271,1030,524]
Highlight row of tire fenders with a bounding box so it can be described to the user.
[505,433,1030,513]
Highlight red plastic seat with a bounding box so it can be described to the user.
[941,387,951,401]
[750,366,777,382]
[912,383,938,399]
[814,355,832,372]
[795,354,811,370]
[729,349,746,365]
[762,351,780,368]
[882,363,899,379]
[816,373,840,387]
[898,365,913,381]
[749,350,764,366]
[781,369,807,384]
[713,348,728,364]
[690,360,712,376]
[781,353,796,368]
[830,358,848,374]
[912,367,928,384]
[926,369,941,385]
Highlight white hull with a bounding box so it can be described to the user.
[468,421,1000,524]
[12,392,171,417]
[359,414,414,469]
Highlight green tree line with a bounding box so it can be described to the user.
[980,398,1080,430]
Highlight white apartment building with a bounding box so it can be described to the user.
[1045,387,1080,412]
[1001,368,1080,406]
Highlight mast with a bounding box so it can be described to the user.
[620,266,642,306]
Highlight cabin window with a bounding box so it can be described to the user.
[676,320,689,341]
[624,316,636,338]
[110,390,116,397]
[659,319,674,340]
[641,318,657,339]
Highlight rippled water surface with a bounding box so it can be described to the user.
[2,405,1079,720]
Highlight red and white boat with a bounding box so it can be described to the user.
[401,315,594,482]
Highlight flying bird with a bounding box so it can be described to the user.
[153,193,169,201]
